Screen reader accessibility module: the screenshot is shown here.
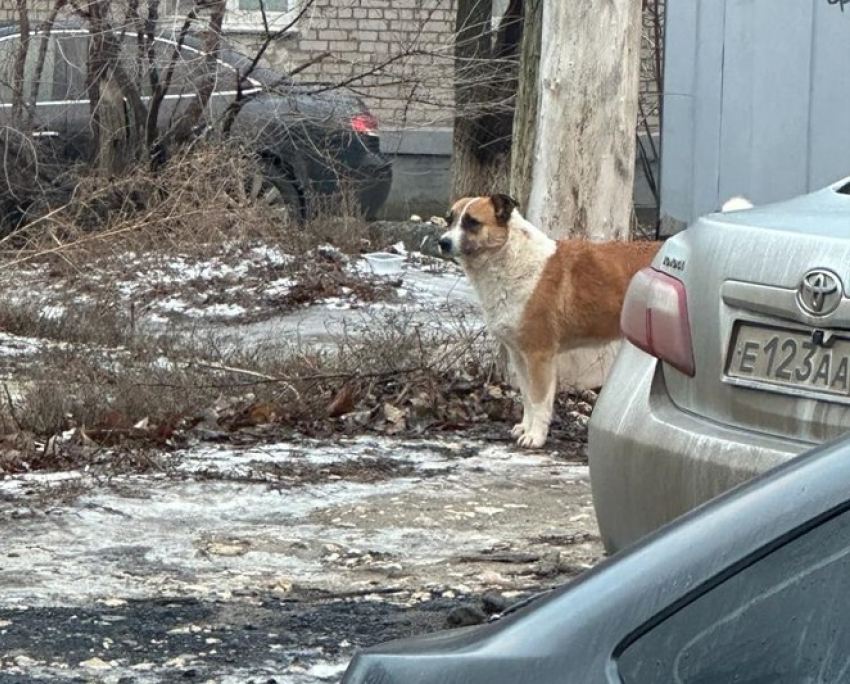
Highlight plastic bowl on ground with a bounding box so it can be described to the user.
[362,252,405,276]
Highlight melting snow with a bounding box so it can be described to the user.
[0,240,599,683]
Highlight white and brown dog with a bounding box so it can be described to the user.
[439,194,661,448]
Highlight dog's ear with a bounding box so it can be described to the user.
[490,194,519,225]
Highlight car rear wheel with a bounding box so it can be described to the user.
[248,158,305,220]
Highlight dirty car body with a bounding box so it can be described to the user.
[589,177,850,553]
[0,24,392,221]
[342,435,850,683]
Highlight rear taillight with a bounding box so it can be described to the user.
[351,113,378,135]
[621,267,695,376]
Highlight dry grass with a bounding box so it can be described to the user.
[0,141,574,480]
[0,294,136,349]
[0,303,498,441]
[0,287,596,478]
[0,141,377,272]
[0,170,494,441]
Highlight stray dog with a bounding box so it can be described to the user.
[439,195,661,448]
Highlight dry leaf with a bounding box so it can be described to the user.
[383,403,407,434]
[247,402,277,425]
[327,383,357,418]
[97,409,133,431]
[383,403,405,424]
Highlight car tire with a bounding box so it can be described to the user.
[248,158,305,221]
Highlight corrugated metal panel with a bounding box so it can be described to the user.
[809,2,850,189]
[660,0,850,231]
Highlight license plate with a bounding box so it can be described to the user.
[725,323,850,400]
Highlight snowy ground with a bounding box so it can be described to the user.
[0,234,604,683]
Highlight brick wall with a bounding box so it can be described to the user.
[231,0,459,130]
[7,0,664,135]
[249,0,664,132]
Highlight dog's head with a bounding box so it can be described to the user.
[438,194,519,261]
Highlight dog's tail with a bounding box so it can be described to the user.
[720,196,753,212]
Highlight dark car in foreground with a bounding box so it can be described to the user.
[0,23,392,222]
[342,434,850,683]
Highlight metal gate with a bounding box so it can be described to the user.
[661,0,850,232]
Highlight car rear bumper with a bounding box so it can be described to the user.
[588,343,810,554]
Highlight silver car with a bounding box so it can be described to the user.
[589,176,850,553]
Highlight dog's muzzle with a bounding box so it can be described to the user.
[438,235,453,256]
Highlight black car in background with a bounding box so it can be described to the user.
[342,434,850,683]
[0,23,392,222]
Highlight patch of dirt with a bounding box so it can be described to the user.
[0,588,547,683]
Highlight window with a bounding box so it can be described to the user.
[0,35,23,103]
[223,0,300,33]
[0,34,56,104]
[0,32,90,105]
[618,506,850,683]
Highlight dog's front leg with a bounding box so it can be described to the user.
[516,351,556,448]
[507,346,532,439]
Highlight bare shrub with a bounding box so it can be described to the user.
[4,301,495,441]
[16,348,213,436]
[0,127,70,235]
[0,142,289,264]
[0,142,402,279]
[0,134,497,458]
[205,306,502,436]
[281,175,390,255]
[0,294,136,349]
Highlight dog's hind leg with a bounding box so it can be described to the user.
[516,350,556,448]
[507,346,533,439]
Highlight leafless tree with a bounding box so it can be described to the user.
[451,0,522,197]
[508,0,540,210]
[0,0,322,231]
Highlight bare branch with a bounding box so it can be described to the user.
[221,0,318,135]
[164,0,227,146]
[12,0,30,123]
[147,8,199,149]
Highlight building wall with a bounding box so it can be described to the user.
[661,0,850,232]
[236,0,664,136]
[6,1,664,134]
[228,0,458,130]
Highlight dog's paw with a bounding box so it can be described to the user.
[510,423,527,438]
[517,431,547,449]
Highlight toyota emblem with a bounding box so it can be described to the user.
[796,269,843,316]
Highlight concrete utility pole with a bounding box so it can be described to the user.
[525,0,642,241]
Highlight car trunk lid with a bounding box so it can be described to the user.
[657,179,850,444]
